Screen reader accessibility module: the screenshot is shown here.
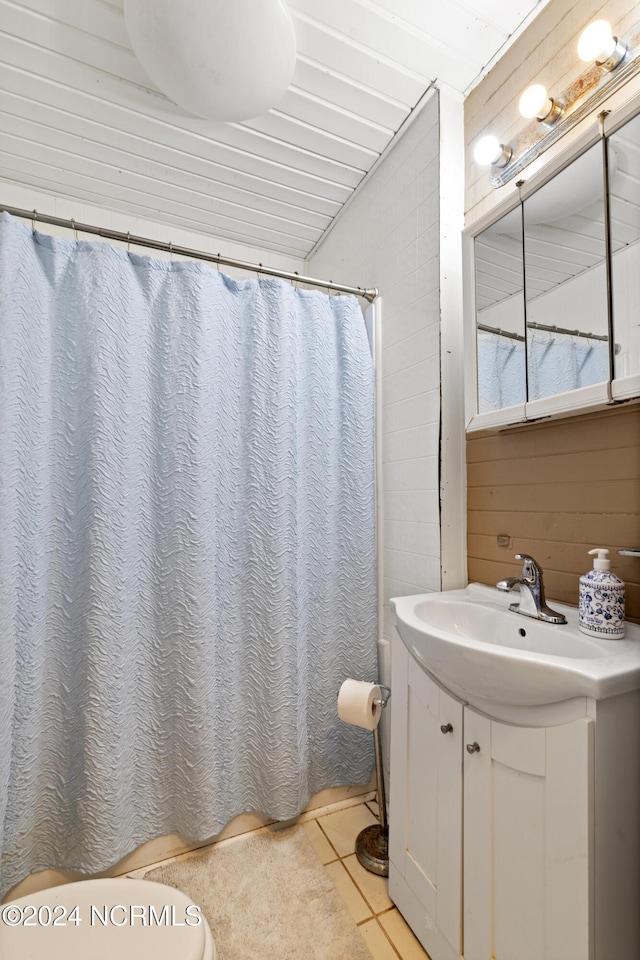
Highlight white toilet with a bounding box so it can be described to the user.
[0,877,216,959]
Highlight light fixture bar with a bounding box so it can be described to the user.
[489,24,640,188]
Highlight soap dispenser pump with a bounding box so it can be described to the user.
[579,548,625,639]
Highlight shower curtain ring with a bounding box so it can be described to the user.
[127,231,131,253]
[216,253,221,273]
[31,209,37,233]
[70,218,78,241]
[169,240,173,262]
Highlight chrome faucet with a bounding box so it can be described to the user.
[496,554,567,624]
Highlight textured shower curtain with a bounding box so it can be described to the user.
[0,212,377,896]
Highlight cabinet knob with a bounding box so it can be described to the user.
[440,723,453,734]
[466,741,481,754]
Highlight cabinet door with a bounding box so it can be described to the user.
[389,641,463,955]
[463,708,594,960]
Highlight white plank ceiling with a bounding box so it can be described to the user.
[0,0,550,258]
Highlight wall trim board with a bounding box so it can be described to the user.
[438,82,467,590]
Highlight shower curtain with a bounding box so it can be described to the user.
[0,212,377,896]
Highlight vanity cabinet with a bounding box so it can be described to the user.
[389,640,640,960]
[388,640,464,959]
[462,707,592,960]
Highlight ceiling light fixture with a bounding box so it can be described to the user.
[124,0,297,123]
[518,84,562,124]
[577,19,627,71]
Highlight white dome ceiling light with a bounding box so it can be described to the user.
[124,0,297,123]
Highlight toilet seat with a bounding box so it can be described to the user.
[0,877,216,959]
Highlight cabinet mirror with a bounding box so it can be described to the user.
[474,206,526,413]
[522,142,610,402]
[608,112,640,381]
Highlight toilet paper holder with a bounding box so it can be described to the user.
[374,685,391,709]
[356,684,391,878]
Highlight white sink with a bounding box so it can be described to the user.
[391,583,640,706]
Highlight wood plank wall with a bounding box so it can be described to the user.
[467,405,640,622]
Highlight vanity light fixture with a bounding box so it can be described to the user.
[518,84,562,124]
[577,19,627,71]
[473,135,512,168]
[478,17,640,188]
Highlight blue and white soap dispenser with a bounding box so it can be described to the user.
[579,548,625,639]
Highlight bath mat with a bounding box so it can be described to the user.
[143,824,374,960]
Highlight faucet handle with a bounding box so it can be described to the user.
[514,553,542,581]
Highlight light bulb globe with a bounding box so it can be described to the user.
[124,0,297,122]
[578,20,616,63]
[474,135,501,166]
[518,84,549,119]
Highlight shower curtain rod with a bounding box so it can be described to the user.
[1,204,379,303]
[478,323,525,342]
[478,321,609,343]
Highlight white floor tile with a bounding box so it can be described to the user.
[317,804,378,858]
[343,853,393,915]
[359,918,400,960]
[380,909,432,959]
[303,820,338,864]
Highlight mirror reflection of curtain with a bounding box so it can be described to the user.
[477,332,526,412]
[478,332,609,411]
[527,333,609,400]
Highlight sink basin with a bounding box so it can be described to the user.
[391,583,640,706]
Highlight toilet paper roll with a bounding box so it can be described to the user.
[337,679,381,731]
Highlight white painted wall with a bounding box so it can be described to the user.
[308,92,442,661]
[438,85,466,594]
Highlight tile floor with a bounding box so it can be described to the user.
[305,797,431,960]
[127,792,431,960]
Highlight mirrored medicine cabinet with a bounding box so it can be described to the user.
[466,100,640,432]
